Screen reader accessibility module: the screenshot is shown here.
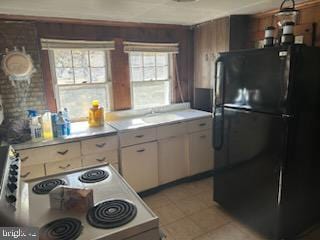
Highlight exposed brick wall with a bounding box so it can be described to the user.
[0,21,47,121]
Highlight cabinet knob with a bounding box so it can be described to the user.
[21,156,29,162]
[199,123,206,127]
[59,164,71,169]
[96,143,106,148]
[136,149,145,153]
[21,172,31,178]
[96,157,107,162]
[135,135,144,138]
[57,150,69,155]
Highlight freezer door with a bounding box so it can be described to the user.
[215,48,290,114]
[213,107,288,238]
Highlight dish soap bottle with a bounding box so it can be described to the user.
[42,111,53,139]
[88,100,104,127]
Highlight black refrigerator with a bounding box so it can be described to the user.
[213,45,320,239]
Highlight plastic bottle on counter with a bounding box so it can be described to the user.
[51,113,58,138]
[42,111,53,139]
[63,108,71,136]
[88,100,104,128]
[56,111,67,138]
[27,110,42,141]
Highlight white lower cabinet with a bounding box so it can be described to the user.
[121,142,158,192]
[189,130,214,175]
[158,136,188,184]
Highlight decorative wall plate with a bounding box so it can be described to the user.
[1,46,35,85]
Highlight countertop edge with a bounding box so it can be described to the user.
[14,130,118,151]
[109,114,212,133]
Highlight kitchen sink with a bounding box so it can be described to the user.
[142,113,182,124]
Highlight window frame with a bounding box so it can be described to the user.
[48,49,113,122]
[129,52,173,109]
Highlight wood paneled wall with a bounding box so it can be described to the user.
[35,21,193,111]
[248,0,320,47]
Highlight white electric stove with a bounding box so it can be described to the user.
[15,164,160,240]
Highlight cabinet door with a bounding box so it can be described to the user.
[121,142,158,192]
[194,24,211,89]
[158,136,188,184]
[189,130,214,175]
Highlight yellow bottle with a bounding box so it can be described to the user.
[42,111,53,139]
[88,100,104,127]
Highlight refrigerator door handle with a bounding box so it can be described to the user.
[214,58,224,107]
[213,107,224,150]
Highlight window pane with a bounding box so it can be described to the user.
[56,67,74,85]
[130,53,142,67]
[72,50,89,67]
[156,66,169,80]
[74,67,90,84]
[144,67,156,81]
[156,53,168,66]
[132,81,170,109]
[54,50,72,67]
[143,53,155,67]
[89,51,105,67]
[58,86,108,119]
[91,68,106,83]
[131,67,143,82]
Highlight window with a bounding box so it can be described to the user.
[129,52,171,109]
[51,49,111,120]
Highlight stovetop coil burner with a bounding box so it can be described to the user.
[79,169,109,183]
[32,179,66,194]
[39,217,83,240]
[87,199,137,229]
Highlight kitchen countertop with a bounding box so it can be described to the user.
[14,109,212,150]
[108,109,212,132]
[14,121,117,150]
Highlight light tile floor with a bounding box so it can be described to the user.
[142,177,320,240]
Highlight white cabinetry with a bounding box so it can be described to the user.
[189,130,214,175]
[158,136,188,184]
[121,142,158,192]
[157,122,188,184]
[17,134,119,181]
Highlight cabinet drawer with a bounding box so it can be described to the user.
[81,136,118,155]
[121,142,158,192]
[48,142,81,163]
[82,150,118,167]
[187,118,212,133]
[20,164,45,181]
[18,148,43,166]
[157,122,187,140]
[45,159,82,176]
[119,128,156,147]
[19,142,81,166]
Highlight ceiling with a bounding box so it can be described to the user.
[0,0,304,26]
